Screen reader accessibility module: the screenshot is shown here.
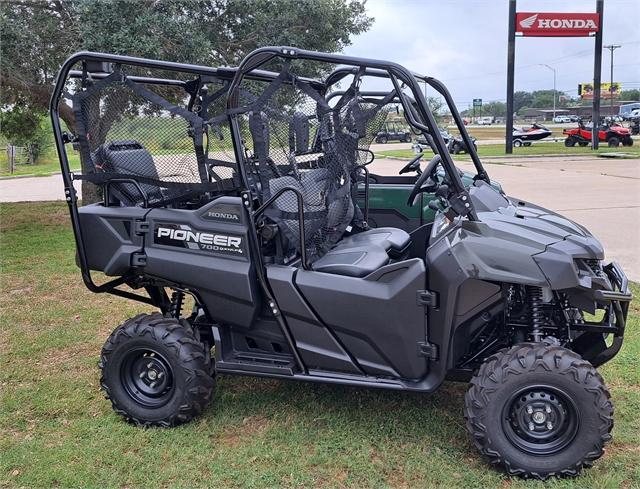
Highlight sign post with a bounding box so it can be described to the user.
[507,5,601,152]
[473,99,482,123]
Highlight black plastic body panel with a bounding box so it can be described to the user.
[143,197,263,327]
[267,265,364,374]
[293,258,428,379]
[77,204,148,276]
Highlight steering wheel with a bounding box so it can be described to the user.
[399,152,424,175]
[407,154,442,206]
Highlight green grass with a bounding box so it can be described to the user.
[0,154,81,177]
[1,202,639,488]
[378,141,640,160]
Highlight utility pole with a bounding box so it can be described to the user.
[539,64,556,120]
[604,45,621,117]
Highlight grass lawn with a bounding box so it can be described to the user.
[378,141,640,160]
[1,202,638,488]
[0,154,81,178]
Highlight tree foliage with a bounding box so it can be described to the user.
[1,0,373,132]
[1,0,372,200]
[481,101,506,119]
[619,89,639,102]
[514,91,534,114]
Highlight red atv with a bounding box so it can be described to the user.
[564,119,633,148]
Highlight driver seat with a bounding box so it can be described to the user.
[312,227,410,277]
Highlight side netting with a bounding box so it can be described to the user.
[234,62,392,263]
[71,72,239,207]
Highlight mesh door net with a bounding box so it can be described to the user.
[72,72,237,207]
[234,64,391,263]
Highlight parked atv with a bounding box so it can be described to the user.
[448,134,477,154]
[51,50,631,480]
[564,119,633,147]
[375,121,412,143]
[414,127,453,149]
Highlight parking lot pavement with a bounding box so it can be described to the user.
[0,173,74,202]
[371,153,639,282]
[1,154,639,282]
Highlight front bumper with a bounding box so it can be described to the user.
[573,261,633,367]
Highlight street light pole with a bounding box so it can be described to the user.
[540,64,556,120]
[604,45,621,118]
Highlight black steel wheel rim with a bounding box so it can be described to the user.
[121,348,174,408]
[502,385,580,455]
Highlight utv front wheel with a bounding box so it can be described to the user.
[564,137,576,147]
[99,313,215,427]
[464,343,613,480]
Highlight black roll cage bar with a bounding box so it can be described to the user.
[49,48,492,307]
[227,47,486,221]
[325,67,489,184]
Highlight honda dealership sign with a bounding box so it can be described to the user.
[516,12,600,37]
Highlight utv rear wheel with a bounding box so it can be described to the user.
[578,142,588,147]
[99,313,215,427]
[464,343,613,480]
[608,137,620,148]
[452,143,461,154]
[403,134,412,143]
[564,137,576,147]
[378,136,388,144]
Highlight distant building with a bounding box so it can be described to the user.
[524,100,638,121]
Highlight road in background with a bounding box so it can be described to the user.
[1,152,638,282]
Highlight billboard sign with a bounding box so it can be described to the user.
[579,82,621,99]
[516,12,599,37]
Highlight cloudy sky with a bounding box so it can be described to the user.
[344,0,640,111]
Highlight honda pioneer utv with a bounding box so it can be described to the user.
[50,49,632,480]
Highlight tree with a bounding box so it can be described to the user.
[1,0,373,200]
[619,89,639,101]
[514,91,534,114]
[0,108,53,163]
[482,101,506,119]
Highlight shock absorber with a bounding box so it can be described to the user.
[527,286,545,342]
[169,290,185,319]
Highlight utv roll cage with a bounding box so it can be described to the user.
[50,49,485,306]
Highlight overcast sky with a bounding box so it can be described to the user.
[343,0,640,111]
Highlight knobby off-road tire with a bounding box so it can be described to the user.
[464,343,613,480]
[99,313,215,427]
[564,137,576,147]
[608,137,620,148]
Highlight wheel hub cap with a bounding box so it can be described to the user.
[503,386,579,455]
[122,350,174,408]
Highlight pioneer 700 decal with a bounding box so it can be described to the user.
[153,223,246,257]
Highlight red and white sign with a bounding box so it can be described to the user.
[516,12,600,37]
